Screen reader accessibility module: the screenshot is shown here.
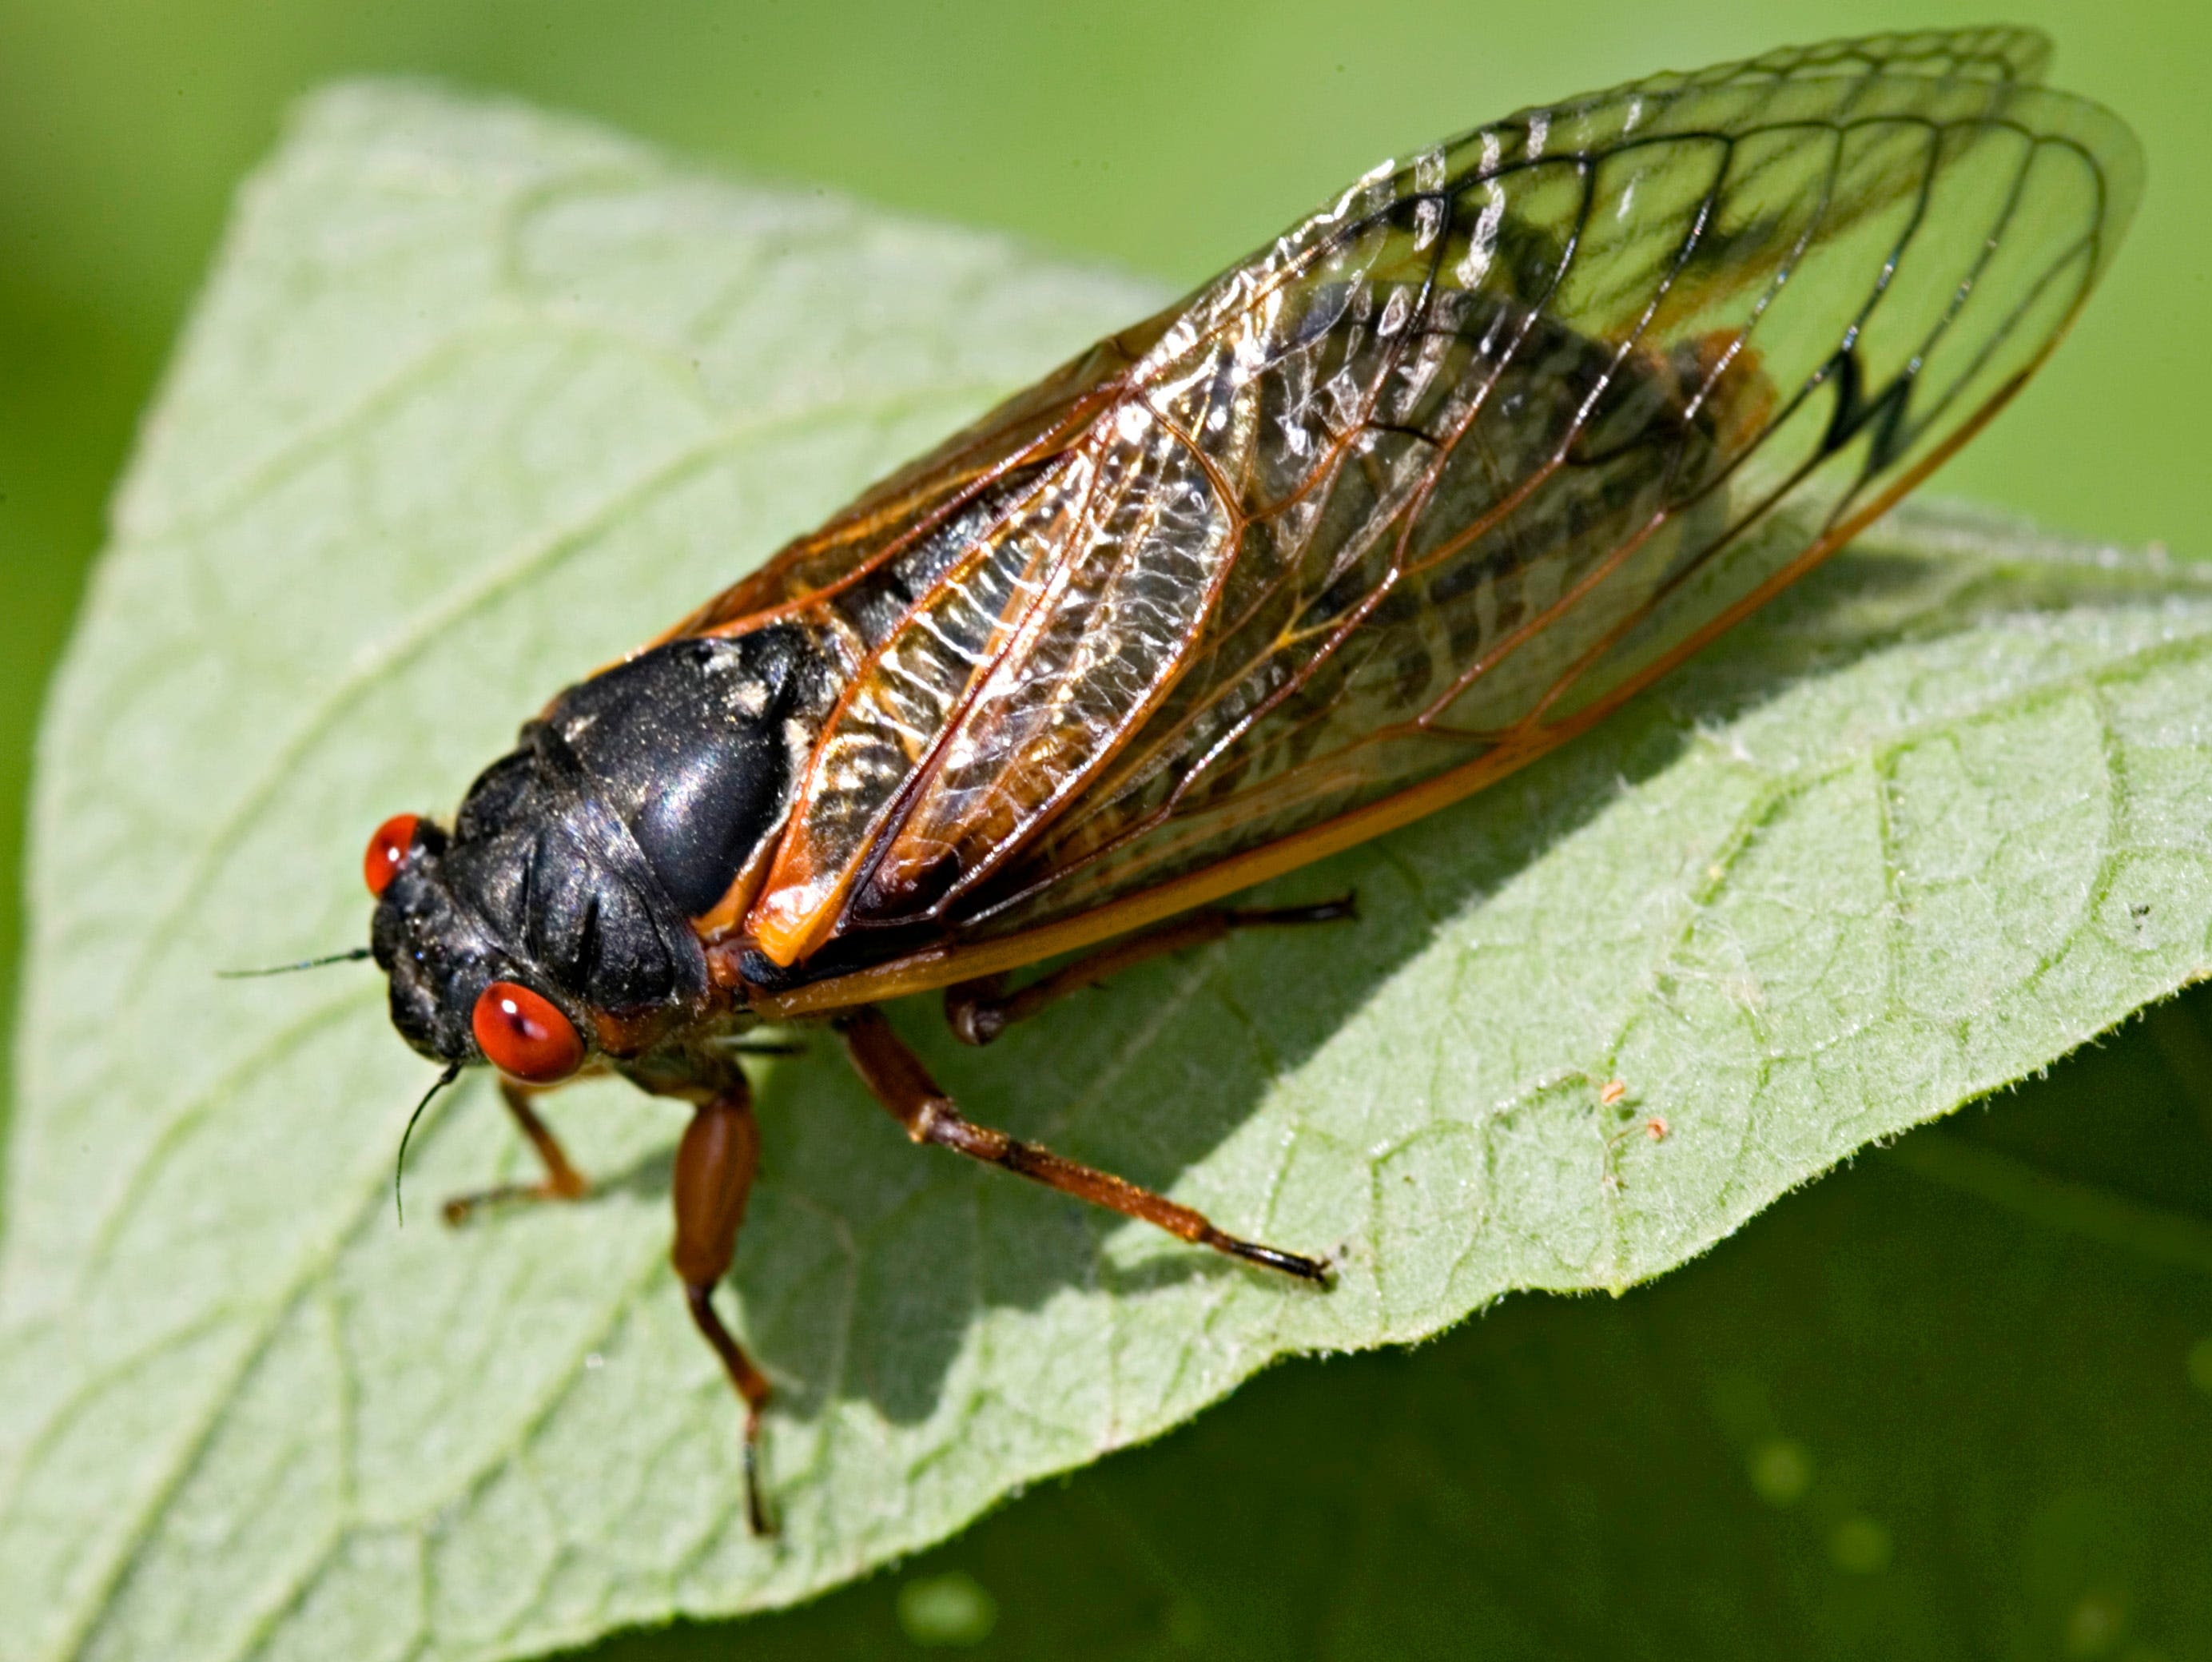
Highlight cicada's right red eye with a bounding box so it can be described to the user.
[364,813,421,897]
[471,980,585,1082]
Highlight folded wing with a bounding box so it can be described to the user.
[722,28,2142,969]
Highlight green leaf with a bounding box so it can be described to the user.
[4,82,2210,1662]
[598,988,2212,1659]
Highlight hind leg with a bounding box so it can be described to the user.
[942,896,1355,1046]
[841,1006,1329,1284]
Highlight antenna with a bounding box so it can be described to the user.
[216,947,372,979]
[394,1062,463,1225]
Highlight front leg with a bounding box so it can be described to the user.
[670,1080,775,1537]
[838,1006,1329,1283]
[447,1067,777,1532]
[443,1080,592,1226]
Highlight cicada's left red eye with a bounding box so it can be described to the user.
[472,980,584,1083]
[364,813,421,897]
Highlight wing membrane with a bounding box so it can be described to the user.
[726,30,2141,972]
[660,307,1178,637]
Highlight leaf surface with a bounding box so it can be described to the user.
[5,84,2210,1662]
[593,994,2212,1658]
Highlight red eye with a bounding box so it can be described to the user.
[471,980,585,1082]
[364,813,422,897]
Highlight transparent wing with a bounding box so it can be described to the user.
[659,308,1177,639]
[1626,26,2051,93]
[750,28,2142,967]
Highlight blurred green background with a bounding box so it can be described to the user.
[3,1,2207,1656]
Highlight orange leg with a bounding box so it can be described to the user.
[670,1080,775,1536]
[437,1072,776,1531]
[839,1006,1329,1284]
[943,895,1355,1045]
[442,1081,591,1226]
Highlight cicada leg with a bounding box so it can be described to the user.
[837,1006,1330,1284]
[941,894,1355,1046]
[669,1080,775,1537]
[441,1080,591,1226]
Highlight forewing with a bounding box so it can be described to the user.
[658,308,1176,638]
[847,27,2142,946]
[742,443,1110,960]
[647,306,1178,963]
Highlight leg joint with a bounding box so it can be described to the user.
[908,1097,949,1144]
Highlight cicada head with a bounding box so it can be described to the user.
[367,627,826,1080]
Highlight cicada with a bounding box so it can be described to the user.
[353,30,2138,1530]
